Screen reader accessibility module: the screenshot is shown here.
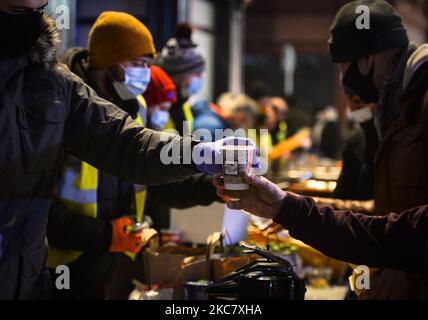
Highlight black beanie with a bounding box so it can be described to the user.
[328,0,409,63]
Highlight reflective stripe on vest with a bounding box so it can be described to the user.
[133,102,148,223]
[137,95,148,125]
[164,102,193,134]
[47,99,149,268]
[248,129,272,152]
[276,121,287,143]
[48,165,148,268]
[47,162,99,268]
[134,95,147,223]
[248,121,287,154]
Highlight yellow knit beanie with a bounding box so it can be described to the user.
[88,11,156,69]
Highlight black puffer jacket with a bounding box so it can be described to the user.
[0,14,199,299]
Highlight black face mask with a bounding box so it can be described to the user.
[342,61,379,103]
[0,10,43,59]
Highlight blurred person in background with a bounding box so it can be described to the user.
[158,24,205,136]
[193,92,259,140]
[311,106,346,159]
[332,92,378,300]
[256,96,289,175]
[246,82,288,145]
[217,93,260,131]
[141,64,221,232]
[270,97,289,146]
[333,92,378,201]
[282,96,312,138]
[48,12,220,300]
[311,103,365,161]
[258,96,277,132]
[142,65,176,131]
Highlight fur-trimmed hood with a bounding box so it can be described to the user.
[0,14,60,89]
[27,13,60,67]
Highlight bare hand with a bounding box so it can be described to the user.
[263,222,285,234]
[218,172,286,220]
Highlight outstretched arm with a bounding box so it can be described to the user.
[224,172,428,272]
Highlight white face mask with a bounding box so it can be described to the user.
[123,66,151,96]
[181,76,203,97]
[350,106,373,123]
[150,108,170,131]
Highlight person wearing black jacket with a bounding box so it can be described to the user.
[330,94,378,299]
[46,12,219,300]
[0,1,241,300]
[226,0,428,300]
[158,24,205,136]
[151,24,207,229]
[225,172,428,275]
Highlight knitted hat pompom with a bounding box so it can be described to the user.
[174,24,192,40]
[159,23,205,77]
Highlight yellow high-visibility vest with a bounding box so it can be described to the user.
[276,121,287,143]
[137,95,148,123]
[47,98,149,268]
[266,121,288,151]
[164,102,194,134]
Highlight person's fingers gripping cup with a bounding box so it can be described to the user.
[219,137,259,200]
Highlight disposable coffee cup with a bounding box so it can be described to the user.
[220,145,254,191]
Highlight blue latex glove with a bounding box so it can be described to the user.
[193,137,260,176]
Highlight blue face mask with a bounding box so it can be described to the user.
[150,109,170,131]
[124,66,151,96]
[182,76,203,97]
